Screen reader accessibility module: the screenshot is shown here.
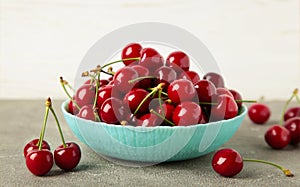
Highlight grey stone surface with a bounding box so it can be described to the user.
[0,100,299,187]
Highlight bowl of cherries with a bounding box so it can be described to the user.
[61,42,248,163]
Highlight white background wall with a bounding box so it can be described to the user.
[0,0,299,100]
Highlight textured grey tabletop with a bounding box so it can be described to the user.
[0,100,299,186]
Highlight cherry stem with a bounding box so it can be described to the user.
[235,100,256,103]
[150,109,175,126]
[37,98,51,150]
[131,83,165,118]
[60,77,80,110]
[128,76,156,84]
[90,71,101,122]
[199,100,256,106]
[47,98,67,148]
[280,88,298,126]
[243,158,294,177]
[158,91,165,117]
[102,57,140,69]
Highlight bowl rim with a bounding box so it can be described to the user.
[61,99,247,130]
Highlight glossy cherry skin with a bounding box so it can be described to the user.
[194,80,216,103]
[137,113,163,127]
[131,65,153,89]
[229,89,243,109]
[216,88,234,98]
[98,97,127,124]
[23,139,50,158]
[76,104,95,121]
[54,142,81,171]
[264,125,291,149]
[25,149,53,176]
[248,103,271,124]
[284,117,300,145]
[212,148,243,177]
[166,51,190,72]
[179,71,200,85]
[203,72,225,88]
[156,103,175,122]
[121,43,142,66]
[210,95,238,121]
[75,84,95,107]
[284,107,300,121]
[96,85,121,108]
[123,88,151,114]
[173,101,202,126]
[167,79,196,104]
[68,99,79,115]
[155,66,177,88]
[139,48,164,71]
[113,66,139,93]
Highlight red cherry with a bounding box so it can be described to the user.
[172,101,202,126]
[123,88,151,114]
[54,142,81,171]
[283,117,300,145]
[203,72,225,88]
[212,148,243,177]
[23,139,50,158]
[166,51,190,72]
[97,85,118,108]
[210,95,238,121]
[68,99,79,115]
[179,71,200,84]
[131,65,153,89]
[137,113,163,127]
[113,66,139,93]
[264,125,291,149]
[98,97,127,124]
[167,79,196,104]
[156,103,175,122]
[216,88,234,98]
[139,48,164,71]
[75,84,95,107]
[155,66,177,87]
[76,104,95,121]
[121,43,142,66]
[194,80,216,103]
[248,103,271,124]
[229,89,243,109]
[25,149,53,176]
[284,107,300,121]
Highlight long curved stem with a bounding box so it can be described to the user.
[280,89,298,125]
[243,158,294,177]
[47,98,67,148]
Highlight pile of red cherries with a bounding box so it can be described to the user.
[65,43,244,127]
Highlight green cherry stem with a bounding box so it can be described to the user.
[128,76,156,84]
[37,98,51,150]
[280,88,298,125]
[102,57,140,69]
[158,90,165,117]
[131,83,165,119]
[60,77,80,110]
[150,109,175,126]
[47,98,67,148]
[243,158,294,177]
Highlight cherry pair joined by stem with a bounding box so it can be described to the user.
[25,98,81,176]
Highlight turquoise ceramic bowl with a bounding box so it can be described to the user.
[61,100,247,163]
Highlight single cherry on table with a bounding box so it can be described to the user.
[248,103,271,124]
[212,148,294,177]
